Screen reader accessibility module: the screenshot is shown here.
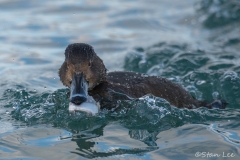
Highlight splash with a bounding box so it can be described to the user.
[2,86,240,133]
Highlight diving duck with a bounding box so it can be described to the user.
[59,43,227,110]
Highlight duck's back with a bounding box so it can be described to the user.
[107,71,147,86]
[103,71,203,108]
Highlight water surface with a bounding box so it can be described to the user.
[0,0,240,159]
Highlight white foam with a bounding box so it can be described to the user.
[69,96,100,115]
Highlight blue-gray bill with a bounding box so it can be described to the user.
[70,72,88,105]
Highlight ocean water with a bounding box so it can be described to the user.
[0,0,240,159]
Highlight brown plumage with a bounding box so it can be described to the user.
[59,43,227,109]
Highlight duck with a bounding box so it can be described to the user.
[59,43,227,110]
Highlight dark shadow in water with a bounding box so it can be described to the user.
[197,0,240,28]
[70,124,159,159]
[73,125,105,151]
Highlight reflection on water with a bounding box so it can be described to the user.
[209,123,240,146]
[1,122,239,159]
[0,0,240,159]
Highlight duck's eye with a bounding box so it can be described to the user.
[88,61,91,67]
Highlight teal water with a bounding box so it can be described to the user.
[0,0,240,159]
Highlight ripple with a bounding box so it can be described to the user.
[209,123,240,146]
[2,86,240,134]
[108,18,168,30]
[197,0,240,28]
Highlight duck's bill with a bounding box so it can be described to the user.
[70,72,88,105]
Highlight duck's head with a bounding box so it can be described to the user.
[59,43,107,105]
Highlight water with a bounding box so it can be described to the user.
[0,0,240,159]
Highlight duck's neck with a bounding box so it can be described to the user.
[88,78,107,91]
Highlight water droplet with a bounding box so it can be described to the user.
[212,91,219,99]
[53,77,56,79]
[44,87,47,89]
[196,80,206,85]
